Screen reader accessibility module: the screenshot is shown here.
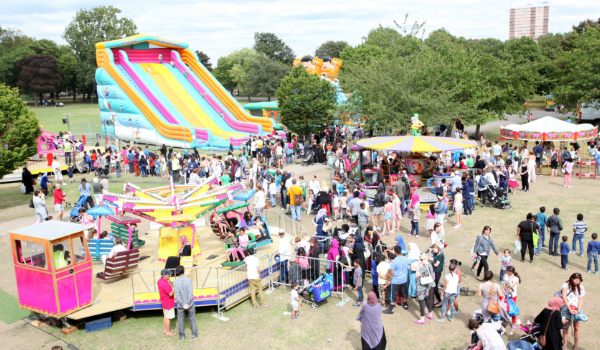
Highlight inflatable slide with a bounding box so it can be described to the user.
[95,35,274,149]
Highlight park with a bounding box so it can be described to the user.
[1,4,600,350]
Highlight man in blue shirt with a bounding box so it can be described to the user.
[382,246,409,314]
[78,178,94,210]
[144,146,150,157]
[536,207,548,254]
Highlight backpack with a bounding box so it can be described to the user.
[477,175,487,188]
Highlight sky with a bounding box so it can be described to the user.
[2,0,600,64]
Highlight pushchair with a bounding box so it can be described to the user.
[485,184,512,210]
[302,150,315,166]
[68,195,87,223]
[297,272,333,308]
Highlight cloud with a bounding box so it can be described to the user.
[2,0,600,64]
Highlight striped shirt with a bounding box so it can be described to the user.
[573,221,587,235]
[173,276,194,307]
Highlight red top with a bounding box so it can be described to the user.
[54,189,66,205]
[157,278,175,309]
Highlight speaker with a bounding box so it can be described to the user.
[62,118,68,124]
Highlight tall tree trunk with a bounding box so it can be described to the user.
[230,89,234,96]
[56,91,60,100]
[73,88,76,102]
[247,93,251,102]
[34,91,38,107]
[82,93,86,102]
[267,95,271,101]
[445,125,454,137]
[474,124,481,140]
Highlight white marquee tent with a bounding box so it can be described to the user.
[500,116,598,141]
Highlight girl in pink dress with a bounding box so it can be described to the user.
[392,193,402,233]
[382,198,394,236]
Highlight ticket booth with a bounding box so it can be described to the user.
[9,221,95,318]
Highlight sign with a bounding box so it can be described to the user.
[192,218,206,227]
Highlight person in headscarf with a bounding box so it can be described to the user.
[40,172,51,193]
[314,208,328,237]
[532,297,564,350]
[327,239,345,290]
[308,237,321,280]
[356,291,387,350]
[406,242,421,298]
[22,167,34,194]
[179,235,191,257]
[349,234,366,275]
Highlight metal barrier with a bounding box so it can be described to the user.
[310,235,376,273]
[216,254,272,319]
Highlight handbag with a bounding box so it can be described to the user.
[410,261,419,272]
[363,249,371,260]
[486,283,501,314]
[420,265,434,285]
[538,310,555,347]
[29,199,35,208]
[561,167,567,174]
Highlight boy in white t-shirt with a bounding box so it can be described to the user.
[291,282,301,320]
[268,179,277,208]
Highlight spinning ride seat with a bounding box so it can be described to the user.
[96,249,140,280]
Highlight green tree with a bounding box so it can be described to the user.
[537,33,565,60]
[474,38,505,58]
[276,66,337,137]
[63,6,137,101]
[0,27,33,56]
[16,55,62,107]
[213,56,236,95]
[195,50,213,72]
[226,48,267,101]
[561,18,600,51]
[553,26,600,112]
[57,54,79,101]
[0,45,35,87]
[29,39,60,59]
[363,26,404,51]
[253,32,295,65]
[246,56,290,101]
[0,84,41,179]
[502,36,547,95]
[315,40,349,58]
[338,44,383,90]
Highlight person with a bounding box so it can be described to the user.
[173,265,198,341]
[51,156,66,186]
[467,318,506,350]
[328,239,348,291]
[382,245,409,314]
[519,161,529,192]
[533,297,564,350]
[40,172,52,195]
[478,271,510,322]
[348,190,362,223]
[587,233,600,274]
[549,147,560,177]
[547,208,563,256]
[290,282,301,320]
[472,226,500,280]
[357,202,370,237]
[517,213,537,263]
[426,244,444,309]
[372,188,385,231]
[274,229,290,287]
[560,236,570,270]
[22,167,34,194]
[407,192,420,236]
[434,195,447,235]
[563,158,574,188]
[561,273,585,349]
[178,235,192,258]
[413,253,434,325]
[79,178,94,210]
[32,190,48,224]
[53,184,66,221]
[572,213,587,257]
[503,266,521,329]
[253,183,266,218]
[356,291,387,350]
[287,179,303,222]
[102,237,127,265]
[245,248,269,309]
[349,234,367,274]
[353,259,364,306]
[536,207,548,254]
[499,249,512,282]
[157,269,177,337]
[436,263,459,323]
[453,186,463,229]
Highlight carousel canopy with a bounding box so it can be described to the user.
[356,136,477,152]
[500,116,598,141]
[87,203,114,217]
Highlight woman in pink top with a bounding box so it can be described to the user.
[296,247,309,268]
[382,198,394,236]
[563,160,574,188]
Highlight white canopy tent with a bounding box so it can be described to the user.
[500,116,598,141]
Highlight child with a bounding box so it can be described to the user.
[587,233,600,274]
[508,169,519,194]
[340,191,348,221]
[560,236,570,270]
[332,192,340,221]
[67,164,74,183]
[254,217,266,240]
[224,229,244,262]
[268,179,277,208]
[572,213,588,256]
[382,198,394,236]
[238,228,250,249]
[353,259,363,306]
[291,282,301,320]
[408,194,420,237]
[424,204,436,235]
[499,249,512,281]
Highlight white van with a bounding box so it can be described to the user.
[578,100,600,126]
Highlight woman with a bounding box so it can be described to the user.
[549,147,559,177]
[436,263,459,323]
[407,192,420,236]
[563,159,574,188]
[449,259,462,315]
[32,190,48,224]
[520,159,530,192]
[179,235,192,257]
[349,234,366,274]
[406,242,420,298]
[102,237,127,265]
[363,226,380,255]
[356,292,387,350]
[478,271,510,322]
[430,244,445,308]
[517,213,536,263]
[253,183,266,218]
[414,253,434,325]
[453,186,463,229]
[534,297,564,350]
[313,208,327,238]
[308,237,321,280]
[472,226,500,281]
[240,211,255,229]
[327,239,346,290]
[503,265,521,330]
[22,167,34,194]
[467,318,506,350]
[561,273,585,350]
[528,152,536,183]
[475,169,487,207]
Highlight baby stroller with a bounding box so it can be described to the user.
[486,184,512,210]
[68,195,87,223]
[302,150,315,166]
[326,152,335,168]
[298,273,333,308]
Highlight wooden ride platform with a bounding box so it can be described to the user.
[67,225,280,320]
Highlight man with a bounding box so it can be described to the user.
[461,177,472,216]
[592,150,600,177]
[144,145,150,157]
[173,265,198,340]
[492,141,502,158]
[382,246,409,314]
[280,170,290,209]
[245,248,269,309]
[392,176,406,216]
[449,171,462,199]
[532,141,544,176]
[251,158,259,190]
[287,179,303,222]
[79,178,94,210]
[547,208,563,256]
[347,191,363,223]
[262,142,272,167]
[63,140,72,165]
[274,229,290,287]
[157,269,176,337]
[52,156,66,186]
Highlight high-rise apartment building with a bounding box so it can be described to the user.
[509,3,549,40]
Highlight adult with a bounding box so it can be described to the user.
[308,237,321,280]
[253,183,266,218]
[32,190,48,224]
[349,234,367,275]
[471,226,499,281]
[287,178,303,222]
[382,245,409,314]
[561,273,585,350]
[79,178,94,210]
[178,236,191,258]
[392,178,405,216]
[467,318,506,350]
[313,209,328,240]
[436,263,460,323]
[519,161,530,193]
[372,188,385,231]
[550,147,560,177]
[274,229,290,287]
[414,253,434,325]
[51,156,66,186]
[53,184,66,221]
[547,208,563,256]
[533,141,544,176]
[22,167,34,194]
[327,239,347,291]
[348,191,363,223]
[157,269,177,337]
[503,266,522,330]
[430,223,445,251]
[173,265,198,341]
[430,244,445,308]
[477,271,510,322]
[101,236,126,265]
[356,292,387,350]
[517,213,537,263]
[533,297,564,350]
[92,178,103,205]
[245,248,269,309]
[434,195,447,236]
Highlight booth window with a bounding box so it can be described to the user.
[52,240,72,269]
[15,240,47,269]
[71,236,87,263]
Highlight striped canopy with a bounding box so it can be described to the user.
[357,136,477,152]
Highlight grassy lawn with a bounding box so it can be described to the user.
[29,102,100,134]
